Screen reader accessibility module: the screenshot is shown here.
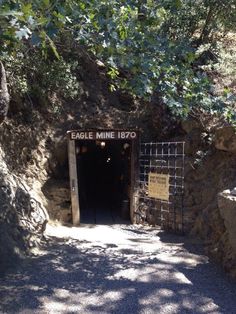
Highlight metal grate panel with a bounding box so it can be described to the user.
[136,142,185,233]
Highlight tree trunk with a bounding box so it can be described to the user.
[0,61,10,123]
[198,1,221,44]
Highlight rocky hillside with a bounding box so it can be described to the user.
[0,49,236,279]
[0,50,176,275]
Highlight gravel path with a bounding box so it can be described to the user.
[0,223,236,314]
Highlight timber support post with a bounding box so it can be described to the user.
[67,137,80,225]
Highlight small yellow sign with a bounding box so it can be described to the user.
[148,173,170,201]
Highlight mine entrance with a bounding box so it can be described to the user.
[68,130,185,232]
[76,140,132,224]
[67,130,139,225]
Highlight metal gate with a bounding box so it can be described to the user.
[136,142,185,233]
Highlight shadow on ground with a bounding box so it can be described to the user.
[0,226,236,314]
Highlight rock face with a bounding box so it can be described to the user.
[42,179,71,223]
[214,126,236,153]
[218,190,236,258]
[0,149,48,275]
[180,119,236,278]
[184,149,236,231]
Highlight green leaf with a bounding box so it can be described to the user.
[43,0,50,7]
[21,3,32,16]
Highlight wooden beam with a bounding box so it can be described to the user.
[130,136,140,224]
[68,139,80,225]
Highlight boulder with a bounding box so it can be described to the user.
[214,126,236,154]
[218,190,236,258]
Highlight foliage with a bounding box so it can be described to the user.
[29,57,81,100]
[0,0,235,123]
[2,50,81,105]
[0,0,70,55]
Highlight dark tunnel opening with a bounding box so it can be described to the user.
[76,140,132,224]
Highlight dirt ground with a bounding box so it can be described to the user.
[0,223,236,314]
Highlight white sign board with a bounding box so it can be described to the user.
[69,130,138,140]
[148,173,170,201]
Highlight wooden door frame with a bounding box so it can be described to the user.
[67,129,139,225]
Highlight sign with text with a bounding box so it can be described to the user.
[69,130,138,141]
[148,173,170,201]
